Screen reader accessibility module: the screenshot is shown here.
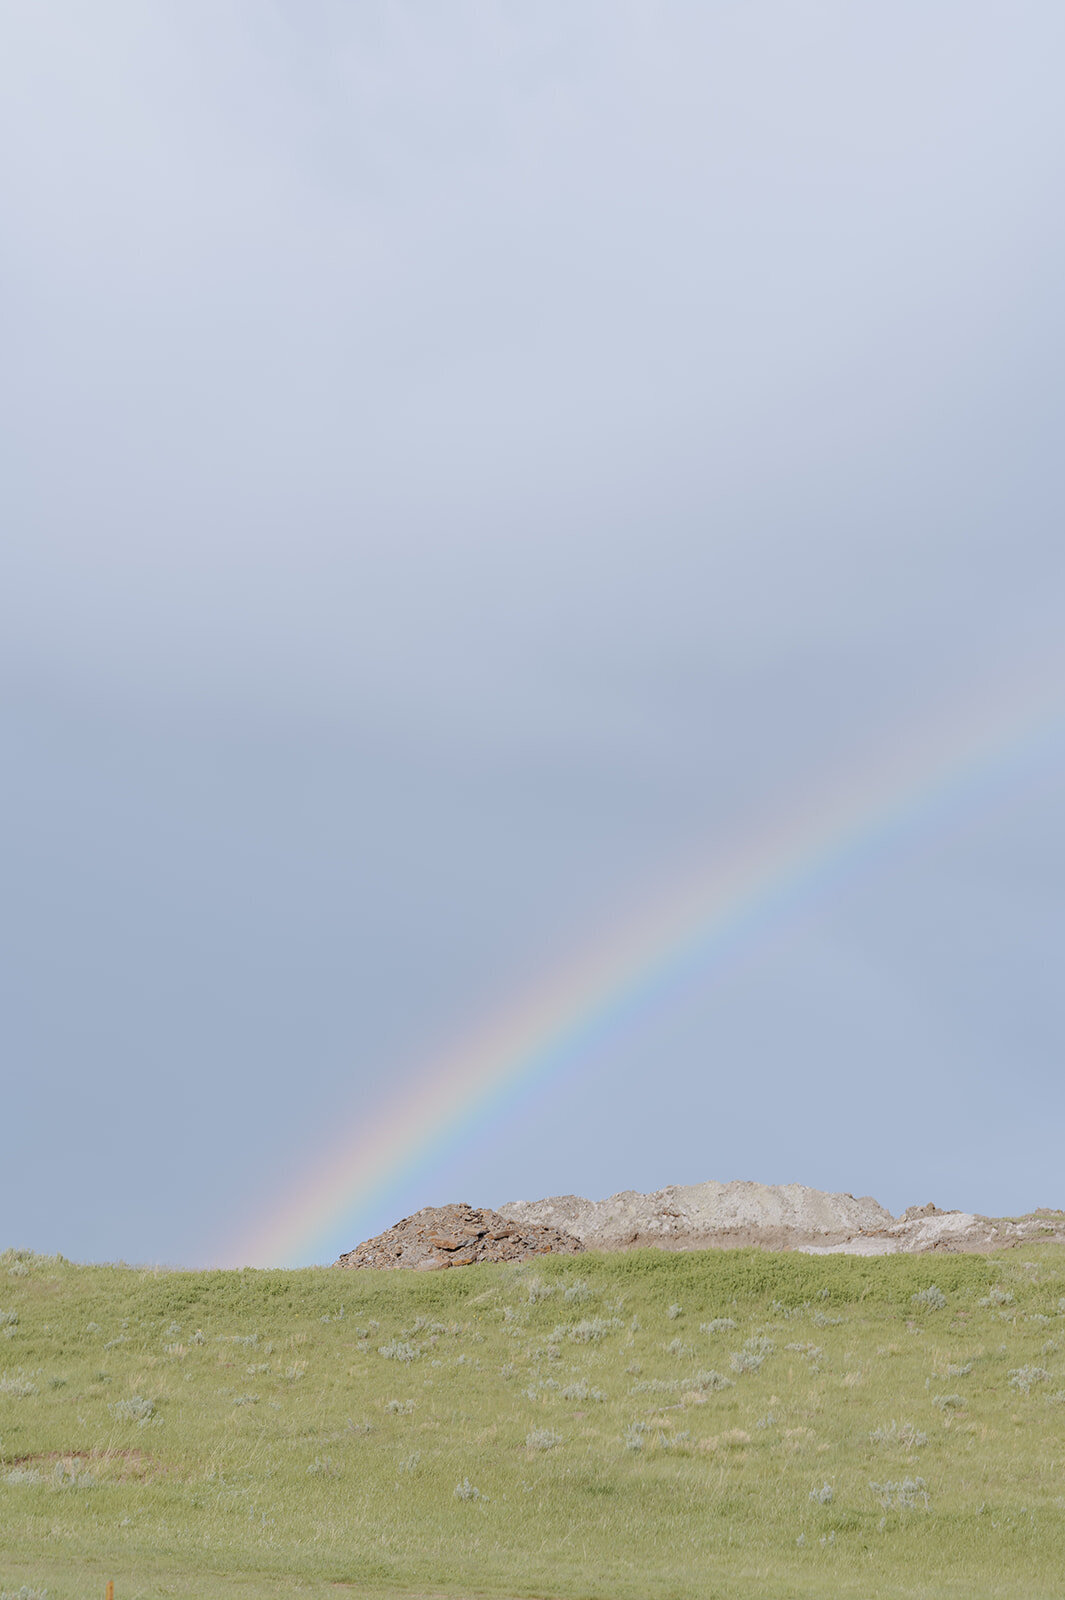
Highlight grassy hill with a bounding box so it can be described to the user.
[1,1244,1064,1599]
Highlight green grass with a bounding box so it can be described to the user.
[2,1244,1065,1599]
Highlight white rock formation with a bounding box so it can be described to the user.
[500,1179,893,1251]
[500,1182,1065,1254]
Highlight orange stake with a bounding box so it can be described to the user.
[106,1584,114,1600]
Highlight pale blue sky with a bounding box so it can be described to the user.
[3,3,1064,1265]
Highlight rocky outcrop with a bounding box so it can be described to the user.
[333,1201,584,1270]
[805,1205,1065,1255]
[499,1182,1065,1256]
[499,1180,894,1253]
[333,1186,1065,1268]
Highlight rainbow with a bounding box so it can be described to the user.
[227,673,1064,1268]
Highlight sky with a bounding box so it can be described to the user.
[3,2,1065,1268]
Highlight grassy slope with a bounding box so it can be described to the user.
[1,1245,1064,1600]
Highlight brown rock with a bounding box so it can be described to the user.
[333,1201,584,1271]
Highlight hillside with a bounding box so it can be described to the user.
[2,1243,1065,1598]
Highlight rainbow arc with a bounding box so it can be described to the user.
[227,670,1064,1267]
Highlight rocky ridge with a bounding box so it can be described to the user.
[499,1181,1065,1256]
[334,1182,1065,1269]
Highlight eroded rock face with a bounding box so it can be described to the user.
[333,1186,1065,1267]
[499,1183,1065,1255]
[333,1201,584,1270]
[498,1180,894,1253]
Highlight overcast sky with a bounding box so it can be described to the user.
[4,2,1065,1267]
